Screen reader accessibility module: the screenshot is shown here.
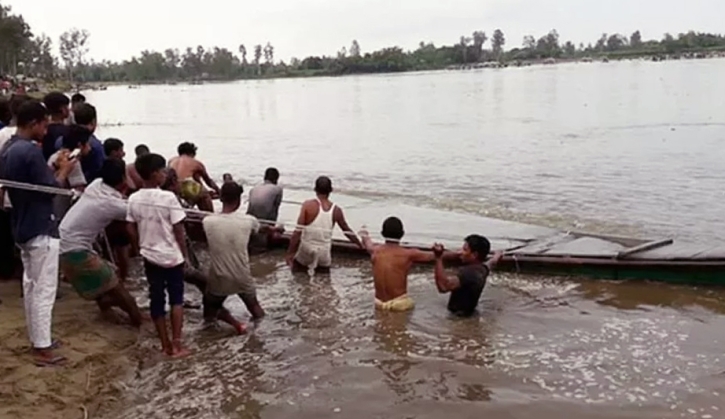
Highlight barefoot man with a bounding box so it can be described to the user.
[286,176,363,274]
[359,217,459,312]
[59,159,144,326]
[168,142,219,212]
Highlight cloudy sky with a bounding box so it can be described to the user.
[6,0,724,62]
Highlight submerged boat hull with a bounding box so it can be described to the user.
[184,218,725,286]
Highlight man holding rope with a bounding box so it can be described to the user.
[0,100,76,366]
[58,158,144,327]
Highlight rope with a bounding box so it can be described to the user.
[0,179,531,248]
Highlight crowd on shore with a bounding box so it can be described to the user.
[0,91,502,367]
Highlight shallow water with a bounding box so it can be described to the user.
[92,60,725,418]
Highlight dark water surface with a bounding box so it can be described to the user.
[94,60,725,418]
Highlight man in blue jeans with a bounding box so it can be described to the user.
[0,100,76,366]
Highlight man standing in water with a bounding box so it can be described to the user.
[203,181,267,325]
[247,167,284,253]
[0,100,75,366]
[360,217,461,312]
[168,142,219,212]
[433,236,503,317]
[286,176,363,274]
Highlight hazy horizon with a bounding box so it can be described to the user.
[5,0,724,62]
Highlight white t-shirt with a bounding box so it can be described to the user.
[0,126,16,209]
[48,150,86,188]
[202,213,259,296]
[126,188,186,267]
[60,179,127,254]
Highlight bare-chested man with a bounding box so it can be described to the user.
[126,144,148,193]
[168,142,219,212]
[286,176,363,274]
[360,217,459,312]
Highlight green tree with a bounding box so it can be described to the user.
[606,34,627,51]
[472,31,487,61]
[238,44,247,65]
[350,40,361,57]
[522,35,535,49]
[0,4,33,75]
[630,30,642,48]
[59,28,90,82]
[263,42,274,71]
[562,41,576,56]
[492,29,505,58]
[253,44,262,74]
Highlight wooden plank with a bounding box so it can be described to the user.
[616,239,674,259]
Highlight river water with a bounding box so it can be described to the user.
[91,59,725,419]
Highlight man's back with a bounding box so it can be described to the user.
[169,155,200,181]
[127,188,185,267]
[371,244,417,302]
[203,213,259,296]
[247,183,283,222]
[60,179,126,254]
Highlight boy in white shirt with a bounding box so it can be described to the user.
[126,153,191,358]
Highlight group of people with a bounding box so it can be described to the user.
[0,90,502,367]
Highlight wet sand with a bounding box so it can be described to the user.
[0,281,140,419]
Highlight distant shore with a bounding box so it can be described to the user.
[73,50,725,91]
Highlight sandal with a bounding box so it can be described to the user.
[34,354,67,367]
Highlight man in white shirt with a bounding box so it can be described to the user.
[203,181,267,328]
[127,153,191,358]
[59,159,143,326]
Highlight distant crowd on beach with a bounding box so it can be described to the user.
[0,91,502,366]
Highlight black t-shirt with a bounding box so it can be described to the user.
[447,264,489,317]
[42,123,68,161]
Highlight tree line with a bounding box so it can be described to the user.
[2,1,725,85]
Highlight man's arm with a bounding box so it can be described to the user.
[333,206,363,249]
[167,194,189,262]
[358,228,377,255]
[173,222,190,263]
[126,222,139,251]
[485,251,504,272]
[285,202,309,266]
[433,244,461,293]
[198,162,220,193]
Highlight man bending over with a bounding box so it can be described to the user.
[59,158,144,326]
[168,142,219,212]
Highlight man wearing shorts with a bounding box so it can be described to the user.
[203,181,266,324]
[59,159,143,326]
[168,142,219,212]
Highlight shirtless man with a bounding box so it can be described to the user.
[286,176,363,274]
[360,217,460,312]
[126,144,148,193]
[168,142,219,212]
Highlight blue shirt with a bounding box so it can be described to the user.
[55,133,106,182]
[0,135,59,244]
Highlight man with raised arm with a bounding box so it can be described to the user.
[360,217,461,312]
[168,142,219,212]
[286,176,363,274]
[432,235,504,317]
